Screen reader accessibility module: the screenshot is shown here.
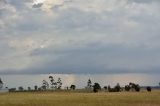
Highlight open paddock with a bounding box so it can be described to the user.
[0,90,160,106]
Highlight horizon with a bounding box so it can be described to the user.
[0,73,160,89]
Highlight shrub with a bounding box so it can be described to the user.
[70,85,76,90]
[146,86,151,92]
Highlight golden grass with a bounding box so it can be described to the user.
[0,90,160,106]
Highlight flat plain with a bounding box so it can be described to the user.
[0,90,160,106]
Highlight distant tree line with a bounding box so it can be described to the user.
[1,77,158,93]
[85,79,154,93]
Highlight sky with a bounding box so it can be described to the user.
[0,0,160,75]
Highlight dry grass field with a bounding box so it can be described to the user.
[0,90,160,106]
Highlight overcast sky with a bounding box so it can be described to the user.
[1,0,160,74]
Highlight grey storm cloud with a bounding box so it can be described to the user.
[0,0,160,74]
[0,0,7,5]
[0,0,7,11]
[32,3,43,8]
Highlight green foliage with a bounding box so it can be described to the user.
[87,79,92,88]
[125,85,131,91]
[18,86,24,91]
[57,78,62,89]
[108,84,121,92]
[135,84,140,92]
[42,80,49,90]
[146,86,151,92]
[28,87,31,91]
[49,76,62,90]
[49,76,56,89]
[34,85,38,90]
[114,83,121,92]
[129,83,140,92]
[103,86,107,90]
[70,85,76,90]
[93,83,101,92]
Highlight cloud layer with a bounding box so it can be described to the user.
[0,0,160,74]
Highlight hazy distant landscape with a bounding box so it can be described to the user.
[1,74,160,106]
[1,74,160,89]
[1,74,159,106]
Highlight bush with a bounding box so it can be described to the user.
[70,85,76,90]
[146,86,151,92]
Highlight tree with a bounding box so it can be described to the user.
[28,87,31,91]
[34,85,38,90]
[129,82,140,92]
[108,85,111,92]
[0,78,3,89]
[70,85,76,90]
[146,86,151,92]
[86,79,92,90]
[42,80,49,90]
[108,84,121,92]
[49,76,55,89]
[18,86,24,91]
[57,78,62,89]
[114,83,121,92]
[87,79,92,88]
[135,84,140,92]
[93,83,101,93]
[104,86,107,91]
[125,85,131,91]
[49,76,57,89]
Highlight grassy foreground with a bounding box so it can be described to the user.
[0,90,160,106]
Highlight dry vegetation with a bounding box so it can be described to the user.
[0,90,160,106]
